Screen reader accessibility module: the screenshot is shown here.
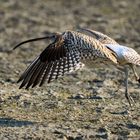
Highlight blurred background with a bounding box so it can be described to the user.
[0,0,140,139]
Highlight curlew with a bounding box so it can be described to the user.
[13,29,140,106]
[78,28,140,106]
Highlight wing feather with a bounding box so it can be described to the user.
[78,28,118,45]
[17,35,82,88]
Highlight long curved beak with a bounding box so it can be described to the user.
[13,33,59,50]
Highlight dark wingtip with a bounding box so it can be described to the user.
[32,84,37,88]
[138,78,140,83]
[19,82,26,89]
[25,86,29,90]
[19,86,22,89]
[25,83,31,89]
[17,78,22,83]
[19,84,29,90]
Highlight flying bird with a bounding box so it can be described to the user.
[78,28,140,106]
[13,29,140,106]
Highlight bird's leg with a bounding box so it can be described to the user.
[124,67,135,107]
[130,64,140,83]
[116,66,135,106]
[115,67,125,92]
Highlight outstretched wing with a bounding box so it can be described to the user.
[17,35,83,89]
[15,30,119,89]
[78,28,118,45]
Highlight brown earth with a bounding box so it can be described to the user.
[0,0,140,139]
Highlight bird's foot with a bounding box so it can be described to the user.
[125,92,136,107]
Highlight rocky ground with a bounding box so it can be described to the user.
[0,0,140,139]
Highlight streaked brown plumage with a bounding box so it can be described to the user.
[14,30,118,89]
[14,29,140,106]
[78,28,140,106]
